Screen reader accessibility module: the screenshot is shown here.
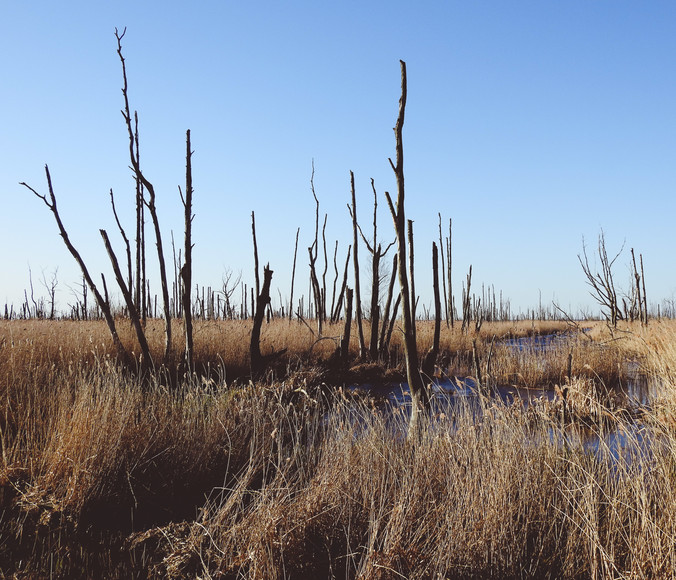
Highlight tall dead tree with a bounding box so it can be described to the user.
[384,60,426,406]
[180,130,194,371]
[349,171,367,359]
[251,210,260,300]
[438,214,448,326]
[117,27,172,362]
[447,218,454,328]
[308,164,325,334]
[133,113,146,321]
[289,227,300,320]
[407,219,417,344]
[351,178,395,360]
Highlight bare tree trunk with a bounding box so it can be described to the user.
[422,242,441,380]
[289,227,300,321]
[308,245,323,335]
[321,214,328,322]
[349,171,367,359]
[438,214,448,327]
[117,28,171,361]
[329,240,339,321]
[251,211,260,301]
[109,188,133,299]
[462,265,472,333]
[181,130,194,372]
[22,167,130,365]
[250,265,273,379]
[641,254,648,325]
[332,245,352,322]
[100,228,152,368]
[384,60,425,412]
[407,219,417,345]
[383,293,401,359]
[341,288,353,364]
[448,218,454,328]
[309,164,324,333]
[379,253,398,355]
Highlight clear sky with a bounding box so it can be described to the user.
[2,1,675,318]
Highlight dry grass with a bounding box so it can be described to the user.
[2,318,676,578]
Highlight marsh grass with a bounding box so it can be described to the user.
[2,319,676,578]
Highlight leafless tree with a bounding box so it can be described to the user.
[578,231,624,327]
[116,27,172,362]
[384,60,426,411]
[349,171,367,358]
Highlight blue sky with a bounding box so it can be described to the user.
[2,1,675,317]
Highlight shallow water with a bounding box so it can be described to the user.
[343,331,660,460]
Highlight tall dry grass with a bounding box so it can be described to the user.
[2,318,676,577]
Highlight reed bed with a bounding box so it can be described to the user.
[1,319,676,578]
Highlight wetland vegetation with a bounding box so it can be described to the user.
[3,32,675,580]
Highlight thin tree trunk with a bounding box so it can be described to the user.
[329,240,339,322]
[448,218,454,328]
[332,245,352,322]
[181,130,194,372]
[250,265,273,379]
[379,254,398,355]
[289,227,300,321]
[422,242,441,380]
[384,60,425,413]
[117,28,171,361]
[349,171,367,359]
[341,288,353,364]
[438,214,449,327]
[251,211,260,300]
[100,228,152,368]
[407,219,417,345]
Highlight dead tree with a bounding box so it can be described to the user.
[331,245,352,322]
[117,27,172,362]
[250,265,274,378]
[351,178,395,360]
[289,227,300,320]
[407,219,417,344]
[384,60,426,406]
[378,253,398,356]
[422,242,442,381]
[447,218,454,328]
[133,113,146,321]
[109,188,133,296]
[180,130,195,371]
[22,167,130,364]
[308,164,325,333]
[100,228,152,367]
[348,171,368,359]
[578,231,624,327]
[251,211,260,301]
[438,214,448,326]
[329,240,339,320]
[340,288,354,364]
[461,265,472,333]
